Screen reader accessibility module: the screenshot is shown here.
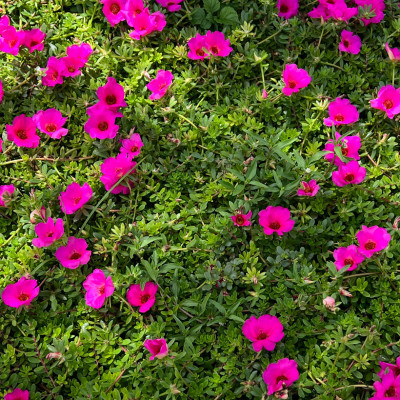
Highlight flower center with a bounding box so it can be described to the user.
[68,66,76,73]
[99,285,105,295]
[383,99,394,109]
[9,39,17,47]
[98,121,109,131]
[236,215,245,225]
[334,114,345,122]
[256,331,268,340]
[30,40,39,47]
[51,71,59,80]
[196,48,205,56]
[16,129,27,139]
[344,258,353,266]
[131,145,138,153]
[385,386,396,397]
[70,251,81,260]
[344,173,354,182]
[276,375,288,384]
[46,123,57,133]
[210,46,219,54]
[269,221,281,230]
[364,240,376,250]
[73,196,82,205]
[110,3,121,14]
[115,167,123,178]
[304,185,312,193]
[47,232,54,238]
[141,294,150,303]
[18,293,30,301]
[288,80,296,89]
[280,4,289,13]
[343,39,350,48]
[341,147,349,156]
[106,94,117,105]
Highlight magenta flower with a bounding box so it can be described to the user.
[6,114,40,148]
[282,64,311,96]
[146,70,174,100]
[4,388,29,400]
[262,89,268,99]
[0,184,15,207]
[84,108,121,139]
[378,357,400,380]
[120,134,144,157]
[204,31,233,57]
[356,225,391,258]
[277,0,299,19]
[55,237,91,269]
[339,30,361,55]
[32,217,64,248]
[2,277,40,308]
[231,211,252,227]
[144,338,168,360]
[370,85,400,119]
[242,315,284,352]
[332,161,366,187]
[333,245,365,272]
[156,0,184,12]
[355,0,385,26]
[324,133,361,166]
[33,109,68,139]
[19,28,45,52]
[66,43,93,68]
[0,26,20,56]
[124,0,145,26]
[100,153,137,194]
[101,0,127,26]
[0,78,3,103]
[386,43,400,62]
[42,56,65,87]
[97,77,127,111]
[127,282,158,312]
[371,371,400,400]
[60,56,82,77]
[188,33,208,60]
[83,269,115,309]
[128,8,157,40]
[59,182,93,214]
[150,11,167,32]
[309,0,358,22]
[259,206,295,236]
[297,180,319,197]
[323,98,359,127]
[263,358,299,396]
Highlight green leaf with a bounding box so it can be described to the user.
[204,0,220,14]
[191,7,206,25]
[217,6,239,25]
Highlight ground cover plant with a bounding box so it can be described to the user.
[1,0,400,399]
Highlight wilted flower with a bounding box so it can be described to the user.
[6,114,40,148]
[144,338,169,360]
[2,277,40,308]
[32,217,64,248]
[0,184,15,207]
[127,282,158,312]
[259,206,295,236]
[385,43,400,62]
[339,288,353,297]
[262,358,299,396]
[332,160,366,187]
[83,269,115,308]
[55,237,91,269]
[323,296,336,312]
[33,109,68,139]
[356,225,391,258]
[282,64,311,96]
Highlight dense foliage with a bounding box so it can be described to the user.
[1,0,400,399]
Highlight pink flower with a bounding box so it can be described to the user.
[188,33,208,60]
[55,237,91,269]
[146,70,174,100]
[128,8,157,40]
[84,108,121,139]
[32,217,64,248]
[19,28,45,52]
[323,296,336,312]
[355,0,385,26]
[297,180,319,197]
[59,182,93,214]
[323,98,359,127]
[6,114,40,148]
[242,315,284,352]
[277,0,299,19]
[101,0,127,26]
[0,26,20,56]
[2,277,40,308]
[143,338,168,360]
[156,0,184,12]
[42,56,65,87]
[120,134,144,157]
[100,153,137,194]
[333,245,365,272]
[96,77,127,111]
[0,184,15,207]
[332,160,366,187]
[150,11,167,32]
[370,85,400,119]
[127,282,158,312]
[262,89,268,99]
[282,64,311,96]
[33,109,68,139]
[0,78,3,103]
[204,31,233,57]
[263,358,299,396]
[378,357,400,380]
[60,56,82,77]
[371,371,400,400]
[324,133,361,166]
[259,206,295,236]
[309,0,358,22]
[356,225,391,258]
[124,0,145,26]
[386,43,400,62]
[66,43,93,68]
[83,269,115,309]
[339,30,361,55]
[231,211,252,226]
[4,388,29,400]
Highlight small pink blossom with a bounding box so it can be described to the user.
[144,338,168,360]
[96,77,127,111]
[60,56,82,77]
[2,277,40,309]
[323,296,336,312]
[19,28,45,52]
[84,108,121,139]
[282,64,311,96]
[156,0,184,12]
[127,282,158,312]
[263,358,299,396]
[370,85,400,119]
[83,269,115,309]
[332,160,366,187]
[277,0,299,19]
[42,56,65,87]
[124,0,145,26]
[4,389,29,400]
[128,8,157,40]
[355,0,385,26]
[0,184,15,207]
[55,237,91,269]
[150,11,167,32]
[242,315,284,352]
[333,245,365,272]
[120,134,144,157]
[259,206,295,236]
[204,31,233,57]
[323,98,359,127]
[339,30,361,55]
[386,43,400,62]
[297,180,319,197]
[32,217,64,248]
[59,182,93,214]
[147,70,174,100]
[231,211,252,226]
[66,43,93,68]
[324,132,361,166]
[100,153,137,194]
[371,371,400,400]
[33,108,68,139]
[6,114,40,148]
[356,225,391,258]
[378,357,400,380]
[262,89,268,99]
[101,0,127,26]
[0,26,20,56]
[187,33,208,60]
